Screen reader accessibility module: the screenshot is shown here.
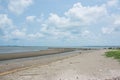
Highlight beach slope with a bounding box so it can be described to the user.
[1,49,120,80]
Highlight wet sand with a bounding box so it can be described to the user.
[0,49,89,75]
[0,48,75,60]
[1,49,120,80]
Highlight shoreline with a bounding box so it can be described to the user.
[1,49,120,80]
[0,49,93,75]
[0,48,76,61]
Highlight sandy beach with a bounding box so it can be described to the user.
[0,49,120,80]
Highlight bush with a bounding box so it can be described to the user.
[105,50,120,60]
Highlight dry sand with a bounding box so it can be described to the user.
[1,49,120,80]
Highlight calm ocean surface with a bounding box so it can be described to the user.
[0,46,48,54]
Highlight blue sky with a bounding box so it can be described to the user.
[0,0,120,46]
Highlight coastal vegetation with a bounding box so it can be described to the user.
[105,50,120,61]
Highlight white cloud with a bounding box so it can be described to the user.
[102,26,119,34]
[0,14,14,38]
[3,28,44,41]
[114,20,120,25]
[40,25,77,41]
[102,15,120,34]
[0,14,13,29]
[106,0,119,7]
[0,14,27,40]
[65,2,107,25]
[1,1,120,44]
[8,0,33,15]
[28,32,44,40]
[26,16,36,22]
[26,14,44,23]
[114,16,120,25]
[41,1,120,42]
[102,27,114,34]
[47,13,70,28]
[0,14,44,41]
[45,2,108,32]
[40,24,48,32]
[11,29,26,38]
[81,30,90,37]
[2,28,27,40]
[39,2,109,41]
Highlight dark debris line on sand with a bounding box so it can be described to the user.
[105,76,120,80]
